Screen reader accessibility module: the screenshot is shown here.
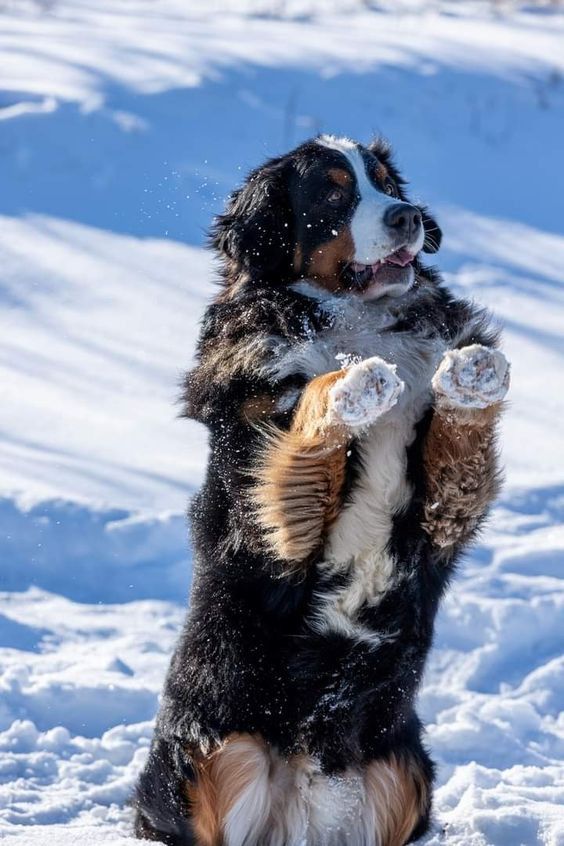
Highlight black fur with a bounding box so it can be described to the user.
[134,136,499,845]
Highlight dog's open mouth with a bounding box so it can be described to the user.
[343,247,416,299]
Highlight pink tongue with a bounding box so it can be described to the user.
[385,248,414,267]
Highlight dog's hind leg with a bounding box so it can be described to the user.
[363,747,433,846]
[422,344,510,555]
[251,356,404,567]
[134,736,196,845]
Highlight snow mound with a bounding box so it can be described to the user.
[0,498,190,603]
[0,586,182,841]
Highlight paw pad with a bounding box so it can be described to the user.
[329,356,404,429]
[433,344,510,410]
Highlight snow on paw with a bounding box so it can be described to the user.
[433,344,510,410]
[329,356,404,429]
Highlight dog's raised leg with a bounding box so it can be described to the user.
[252,356,404,566]
[422,344,510,554]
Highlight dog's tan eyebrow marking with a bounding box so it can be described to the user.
[374,162,389,183]
[293,243,304,274]
[241,394,276,423]
[328,168,352,187]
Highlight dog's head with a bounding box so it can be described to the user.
[212,134,441,301]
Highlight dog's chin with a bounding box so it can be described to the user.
[360,264,415,301]
[343,248,416,301]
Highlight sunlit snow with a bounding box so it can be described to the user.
[1,2,563,844]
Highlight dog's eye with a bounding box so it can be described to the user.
[384,180,397,197]
[326,188,344,205]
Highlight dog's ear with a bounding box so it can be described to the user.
[366,135,393,165]
[212,158,293,280]
[419,206,442,254]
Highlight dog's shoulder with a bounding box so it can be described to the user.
[182,284,330,426]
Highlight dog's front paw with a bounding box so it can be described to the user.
[433,344,510,410]
[329,356,404,430]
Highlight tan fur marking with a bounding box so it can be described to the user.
[187,753,220,846]
[241,394,276,423]
[293,243,303,274]
[374,162,389,184]
[365,753,430,846]
[252,370,350,565]
[328,167,352,187]
[187,733,268,846]
[422,401,503,550]
[306,227,354,293]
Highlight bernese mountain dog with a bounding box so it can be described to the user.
[134,134,510,846]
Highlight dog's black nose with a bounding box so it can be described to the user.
[384,203,422,241]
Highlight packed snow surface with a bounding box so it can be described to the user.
[1,1,564,844]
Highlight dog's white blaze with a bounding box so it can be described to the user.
[319,136,397,263]
[316,135,425,265]
[343,146,398,265]
[317,133,357,152]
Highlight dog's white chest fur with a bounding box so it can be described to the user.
[276,284,445,644]
[314,416,416,646]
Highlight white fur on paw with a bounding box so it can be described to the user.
[433,344,510,410]
[329,356,404,429]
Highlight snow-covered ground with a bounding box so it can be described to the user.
[1,1,564,844]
